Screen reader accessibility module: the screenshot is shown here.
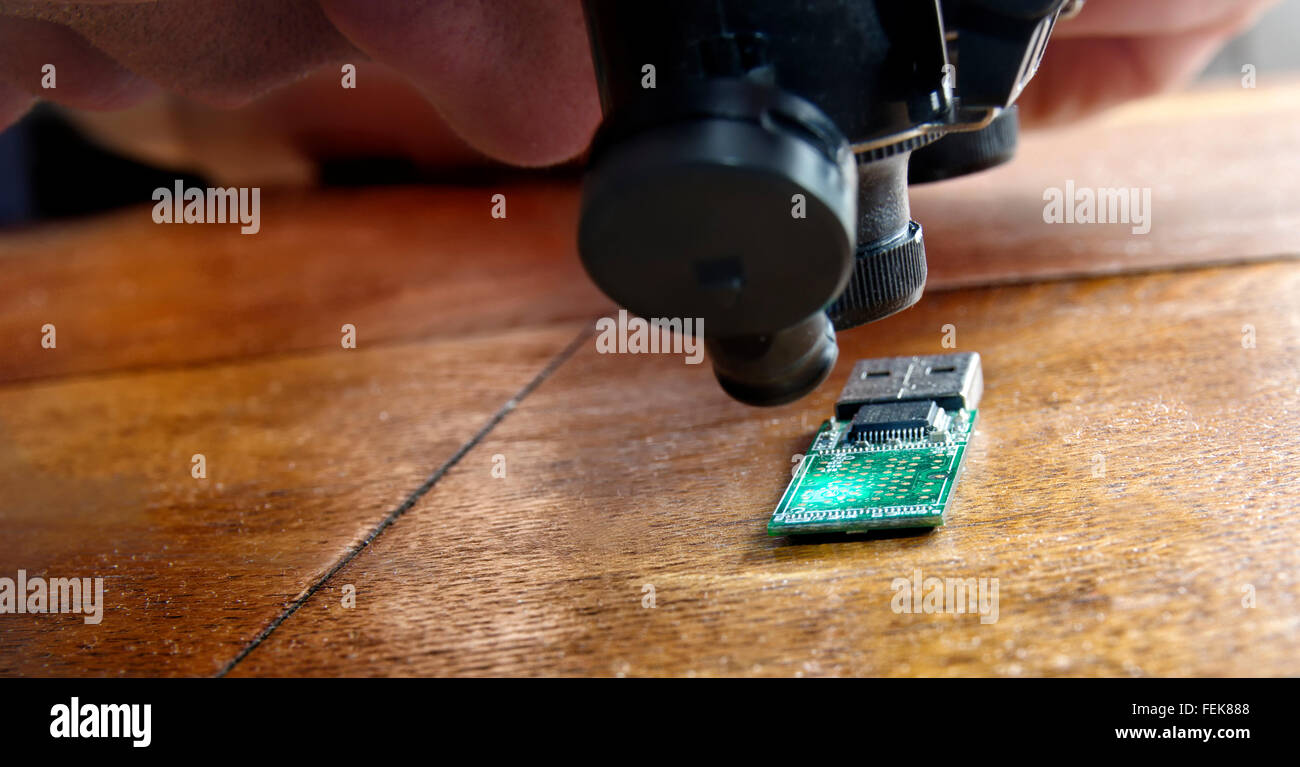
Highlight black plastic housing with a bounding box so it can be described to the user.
[578,0,1065,406]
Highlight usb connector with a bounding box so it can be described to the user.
[834,352,983,420]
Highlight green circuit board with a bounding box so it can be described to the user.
[768,408,977,535]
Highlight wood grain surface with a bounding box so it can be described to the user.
[913,81,1300,287]
[0,324,585,675]
[0,183,609,384]
[1,82,1298,676]
[227,262,1300,677]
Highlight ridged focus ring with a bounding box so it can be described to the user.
[908,107,1020,185]
[826,220,926,331]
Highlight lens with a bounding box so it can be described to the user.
[707,313,838,407]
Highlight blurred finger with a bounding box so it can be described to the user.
[0,0,352,108]
[0,15,155,111]
[1053,0,1278,38]
[1019,26,1233,127]
[319,0,600,167]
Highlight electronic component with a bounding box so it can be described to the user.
[846,400,948,444]
[768,352,982,535]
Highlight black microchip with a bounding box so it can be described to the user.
[848,400,940,440]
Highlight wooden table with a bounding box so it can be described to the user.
[1,82,1298,676]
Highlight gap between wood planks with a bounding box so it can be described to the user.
[213,325,594,677]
